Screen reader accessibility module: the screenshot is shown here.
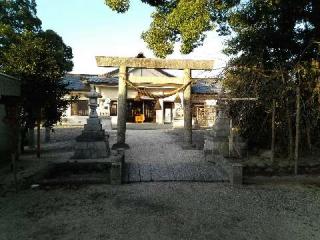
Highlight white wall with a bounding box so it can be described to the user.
[63,85,185,124]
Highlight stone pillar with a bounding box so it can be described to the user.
[156,99,164,124]
[183,68,192,146]
[113,65,129,149]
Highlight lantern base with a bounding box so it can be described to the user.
[111,142,130,150]
[73,117,110,159]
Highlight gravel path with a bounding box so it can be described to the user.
[122,129,227,182]
[0,183,320,240]
[125,130,204,164]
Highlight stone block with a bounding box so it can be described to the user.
[73,140,110,159]
[110,162,122,184]
[204,138,229,157]
[230,163,243,185]
[87,118,101,125]
[83,123,102,131]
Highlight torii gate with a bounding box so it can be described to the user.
[96,56,214,149]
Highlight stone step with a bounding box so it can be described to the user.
[124,162,228,183]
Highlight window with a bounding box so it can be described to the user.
[110,101,117,116]
[71,100,89,116]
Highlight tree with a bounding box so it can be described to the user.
[223,0,320,164]
[2,30,73,156]
[1,1,73,156]
[105,0,238,58]
[39,30,74,127]
[0,0,42,63]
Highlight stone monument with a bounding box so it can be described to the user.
[73,86,110,159]
[43,87,123,186]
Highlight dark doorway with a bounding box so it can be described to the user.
[71,100,89,116]
[127,99,156,123]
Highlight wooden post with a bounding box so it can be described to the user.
[294,85,300,175]
[271,99,276,164]
[113,65,129,149]
[229,119,233,157]
[286,98,293,161]
[183,69,192,146]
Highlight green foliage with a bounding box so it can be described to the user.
[0,1,73,128]
[0,0,41,33]
[0,0,41,63]
[2,31,73,127]
[142,0,214,57]
[105,0,239,57]
[223,0,320,152]
[104,0,129,13]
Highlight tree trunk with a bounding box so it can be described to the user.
[36,118,41,158]
[271,99,276,164]
[294,85,300,175]
[286,99,293,161]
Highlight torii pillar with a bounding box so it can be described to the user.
[183,69,192,147]
[116,65,129,149]
[95,56,214,149]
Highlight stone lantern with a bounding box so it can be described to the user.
[73,87,110,159]
[86,87,101,118]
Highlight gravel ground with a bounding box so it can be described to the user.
[2,126,319,239]
[0,182,320,240]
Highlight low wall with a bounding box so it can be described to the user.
[205,152,243,185]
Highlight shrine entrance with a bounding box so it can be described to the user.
[127,99,156,123]
[95,56,214,149]
[94,56,233,183]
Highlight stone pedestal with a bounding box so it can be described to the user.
[73,118,110,159]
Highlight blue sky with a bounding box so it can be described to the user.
[36,0,227,74]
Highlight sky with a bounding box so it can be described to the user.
[36,0,228,75]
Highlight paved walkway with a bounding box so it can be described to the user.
[119,130,228,183]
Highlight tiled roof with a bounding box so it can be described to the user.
[87,76,118,85]
[63,74,87,91]
[63,72,220,94]
[192,80,221,94]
